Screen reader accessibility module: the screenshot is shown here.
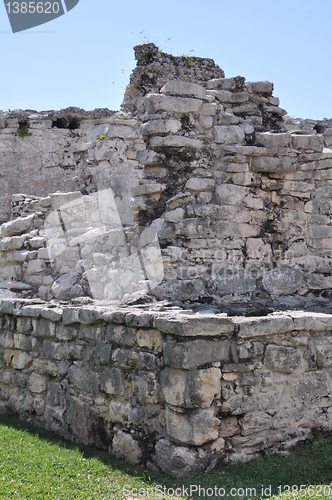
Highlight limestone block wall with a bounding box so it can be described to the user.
[0,298,332,477]
[0,186,165,302]
[0,109,142,225]
[3,44,332,311]
[130,72,332,312]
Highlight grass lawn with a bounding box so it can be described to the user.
[0,413,332,499]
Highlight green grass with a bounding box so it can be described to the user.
[0,413,332,499]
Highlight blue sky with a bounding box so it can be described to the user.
[0,0,331,119]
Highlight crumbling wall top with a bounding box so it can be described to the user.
[122,43,225,113]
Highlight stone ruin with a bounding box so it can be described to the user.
[0,43,332,477]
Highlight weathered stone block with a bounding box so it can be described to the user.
[213,276,256,295]
[164,338,230,369]
[79,324,103,341]
[166,191,194,211]
[112,431,142,465]
[33,359,57,377]
[249,81,274,94]
[185,178,215,192]
[28,373,48,394]
[137,329,163,351]
[262,269,304,295]
[194,204,235,219]
[293,373,329,403]
[145,94,203,113]
[246,238,271,259]
[291,134,324,152]
[160,81,206,99]
[264,345,300,373]
[201,102,217,115]
[51,273,78,299]
[215,184,248,205]
[137,352,157,372]
[109,400,132,424]
[140,119,181,137]
[308,225,332,239]
[290,312,332,332]
[164,208,185,223]
[64,394,89,445]
[112,348,139,370]
[307,274,332,290]
[20,305,43,318]
[101,367,124,395]
[216,221,260,238]
[150,135,203,149]
[4,349,32,369]
[155,315,234,337]
[207,78,238,90]
[161,367,221,408]
[107,324,136,346]
[94,342,111,365]
[13,334,36,351]
[313,338,332,368]
[68,366,99,396]
[55,323,78,341]
[240,412,274,436]
[166,407,220,445]
[0,332,14,348]
[256,132,291,148]
[236,315,294,338]
[125,312,155,328]
[219,417,239,437]
[214,126,245,144]
[41,307,63,323]
[33,318,55,338]
[252,157,295,172]
[0,214,34,238]
[41,340,63,360]
[134,376,160,405]
[153,438,217,478]
[208,90,248,104]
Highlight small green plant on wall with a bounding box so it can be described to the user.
[95,133,107,141]
[183,50,195,67]
[185,55,194,67]
[18,126,32,138]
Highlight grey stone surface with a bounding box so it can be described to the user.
[236,315,294,338]
[164,338,230,369]
[214,125,245,144]
[161,366,221,408]
[33,318,56,338]
[145,94,203,113]
[264,345,301,373]
[153,439,205,477]
[101,368,125,395]
[68,366,99,396]
[1,42,332,477]
[51,273,79,300]
[112,431,142,465]
[166,407,220,445]
[262,269,305,295]
[252,157,295,172]
[160,81,206,99]
[155,315,234,337]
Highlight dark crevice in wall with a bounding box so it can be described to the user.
[52,116,81,130]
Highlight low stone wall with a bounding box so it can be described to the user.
[0,298,332,477]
